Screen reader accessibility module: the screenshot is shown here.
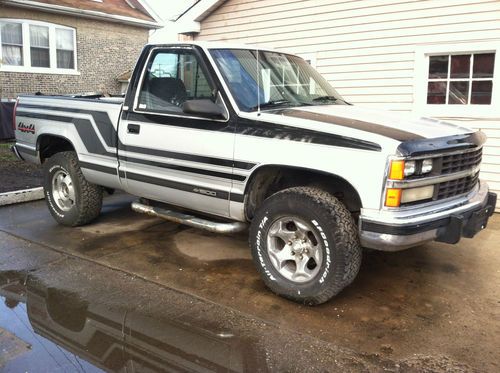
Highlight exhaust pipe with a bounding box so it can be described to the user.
[131,201,248,234]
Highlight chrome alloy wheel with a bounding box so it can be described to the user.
[266,217,323,283]
[51,169,75,211]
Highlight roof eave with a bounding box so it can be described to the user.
[175,0,225,34]
[3,0,162,29]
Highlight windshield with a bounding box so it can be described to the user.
[210,48,347,112]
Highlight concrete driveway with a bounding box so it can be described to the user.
[1,193,499,372]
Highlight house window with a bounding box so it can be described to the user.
[1,22,23,66]
[0,19,77,73]
[427,53,495,105]
[56,29,75,69]
[30,25,50,67]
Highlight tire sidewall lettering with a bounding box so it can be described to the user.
[255,214,276,281]
[46,163,73,218]
[312,219,332,284]
[255,213,333,285]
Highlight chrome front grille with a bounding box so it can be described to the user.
[396,147,483,207]
[441,148,482,174]
[437,172,480,200]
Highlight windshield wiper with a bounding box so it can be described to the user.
[250,100,292,111]
[311,96,350,105]
[312,95,340,102]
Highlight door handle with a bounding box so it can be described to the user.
[128,123,140,134]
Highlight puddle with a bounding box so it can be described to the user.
[0,270,258,372]
[0,272,101,372]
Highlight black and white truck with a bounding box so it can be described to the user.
[12,42,497,304]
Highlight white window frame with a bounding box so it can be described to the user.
[0,19,79,75]
[414,42,500,118]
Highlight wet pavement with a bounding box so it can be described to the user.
[0,193,499,372]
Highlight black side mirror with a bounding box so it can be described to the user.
[182,99,225,119]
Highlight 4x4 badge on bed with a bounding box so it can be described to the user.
[18,122,35,134]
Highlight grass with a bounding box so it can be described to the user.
[0,141,17,162]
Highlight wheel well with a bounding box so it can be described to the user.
[244,165,362,221]
[38,135,75,163]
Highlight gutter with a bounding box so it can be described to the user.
[2,0,162,29]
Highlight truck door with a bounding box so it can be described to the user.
[118,46,234,217]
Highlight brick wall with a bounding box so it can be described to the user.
[0,6,149,98]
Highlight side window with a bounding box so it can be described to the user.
[137,49,215,114]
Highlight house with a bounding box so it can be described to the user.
[0,0,161,98]
[176,0,500,211]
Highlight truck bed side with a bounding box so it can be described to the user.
[15,96,123,190]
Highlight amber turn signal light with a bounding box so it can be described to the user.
[385,188,402,207]
[389,160,405,180]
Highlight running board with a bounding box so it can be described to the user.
[131,201,248,234]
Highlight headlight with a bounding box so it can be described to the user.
[422,158,433,174]
[401,185,434,204]
[404,160,416,177]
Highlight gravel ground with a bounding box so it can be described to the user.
[0,142,42,193]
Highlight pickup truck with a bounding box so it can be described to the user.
[13,42,497,305]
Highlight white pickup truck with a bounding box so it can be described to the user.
[13,42,497,305]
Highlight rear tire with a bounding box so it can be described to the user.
[249,186,361,305]
[43,151,103,226]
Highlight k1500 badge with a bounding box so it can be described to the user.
[193,188,217,197]
[18,122,35,134]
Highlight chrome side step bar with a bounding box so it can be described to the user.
[131,201,248,234]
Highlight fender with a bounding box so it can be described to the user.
[241,163,364,219]
[36,133,78,163]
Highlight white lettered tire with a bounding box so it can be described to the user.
[43,151,103,227]
[249,187,361,305]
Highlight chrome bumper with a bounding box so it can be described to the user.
[359,181,496,251]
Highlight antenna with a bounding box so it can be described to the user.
[256,46,261,116]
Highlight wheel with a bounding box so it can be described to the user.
[249,186,361,305]
[43,151,103,226]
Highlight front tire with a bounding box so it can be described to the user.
[249,187,361,305]
[43,151,103,226]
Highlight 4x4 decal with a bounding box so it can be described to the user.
[18,122,35,134]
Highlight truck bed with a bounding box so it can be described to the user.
[15,95,124,190]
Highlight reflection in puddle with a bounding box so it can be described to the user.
[0,271,259,372]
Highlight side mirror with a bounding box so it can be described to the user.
[182,99,225,119]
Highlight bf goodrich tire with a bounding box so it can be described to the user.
[43,151,103,227]
[249,187,361,305]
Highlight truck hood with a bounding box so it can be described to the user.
[273,105,473,141]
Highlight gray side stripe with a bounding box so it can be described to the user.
[17,105,257,170]
[18,104,117,148]
[16,111,115,157]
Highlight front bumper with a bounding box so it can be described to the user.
[359,181,497,251]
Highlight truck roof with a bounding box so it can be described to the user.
[145,41,286,55]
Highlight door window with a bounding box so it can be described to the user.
[137,49,215,114]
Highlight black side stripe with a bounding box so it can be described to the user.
[18,104,118,147]
[127,111,381,151]
[119,140,255,170]
[79,161,117,175]
[16,111,115,157]
[125,171,233,200]
[119,156,246,181]
[79,161,247,202]
[230,193,245,203]
[277,109,424,142]
[17,105,256,170]
[237,118,382,151]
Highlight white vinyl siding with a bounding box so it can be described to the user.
[195,0,500,210]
